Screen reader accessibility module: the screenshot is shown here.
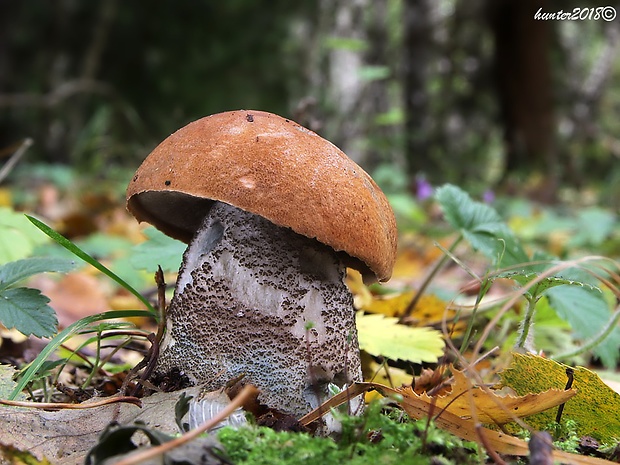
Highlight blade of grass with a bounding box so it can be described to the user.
[9,309,151,400]
[26,215,156,316]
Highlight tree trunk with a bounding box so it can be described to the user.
[489,0,557,199]
[402,0,433,178]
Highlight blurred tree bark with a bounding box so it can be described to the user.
[325,0,368,164]
[488,0,557,199]
[299,0,399,171]
[402,0,432,178]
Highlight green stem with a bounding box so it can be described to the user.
[82,328,102,389]
[459,276,493,354]
[9,309,151,400]
[516,295,538,349]
[555,307,620,361]
[26,215,157,316]
[399,234,463,322]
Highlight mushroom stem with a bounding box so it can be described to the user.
[155,201,363,426]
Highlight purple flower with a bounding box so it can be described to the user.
[416,179,433,200]
[483,189,495,204]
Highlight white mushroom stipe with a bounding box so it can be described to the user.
[155,201,363,423]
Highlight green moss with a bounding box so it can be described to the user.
[217,402,480,465]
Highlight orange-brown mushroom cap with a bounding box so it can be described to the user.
[126,110,397,282]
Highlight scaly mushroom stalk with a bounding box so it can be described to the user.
[155,201,363,420]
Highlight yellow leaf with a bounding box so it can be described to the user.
[362,358,413,403]
[361,292,466,334]
[356,312,444,363]
[500,353,620,443]
[410,369,575,425]
[0,187,11,207]
[346,269,373,309]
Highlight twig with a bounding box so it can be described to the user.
[475,424,508,465]
[126,333,159,397]
[555,367,574,424]
[154,265,167,343]
[399,235,463,322]
[0,138,32,183]
[0,395,141,410]
[113,385,259,465]
[123,267,167,397]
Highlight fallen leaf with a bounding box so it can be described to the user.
[362,358,413,403]
[0,386,203,465]
[408,369,576,425]
[301,382,615,465]
[356,312,445,363]
[360,292,467,335]
[0,365,26,401]
[499,353,620,443]
[0,444,52,465]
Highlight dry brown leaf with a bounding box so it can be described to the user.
[411,369,576,425]
[0,386,204,465]
[412,367,449,395]
[383,383,613,465]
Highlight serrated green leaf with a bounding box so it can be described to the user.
[500,271,601,298]
[436,185,501,230]
[436,185,529,267]
[547,285,620,367]
[356,312,444,363]
[0,257,76,291]
[0,364,27,400]
[0,287,58,337]
[130,227,185,273]
[0,208,49,262]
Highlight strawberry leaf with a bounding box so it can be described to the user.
[0,287,58,337]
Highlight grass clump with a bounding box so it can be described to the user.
[217,401,480,465]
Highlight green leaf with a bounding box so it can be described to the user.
[324,36,368,52]
[356,312,444,363]
[75,233,134,259]
[435,185,529,267]
[0,287,58,337]
[9,309,152,399]
[0,364,27,401]
[569,207,616,247]
[359,65,390,81]
[26,215,156,316]
[436,184,501,230]
[0,208,49,262]
[130,227,185,273]
[546,285,620,368]
[499,271,601,298]
[0,257,76,291]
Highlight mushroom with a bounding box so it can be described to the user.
[126,110,397,429]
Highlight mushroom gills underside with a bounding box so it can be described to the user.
[154,201,363,421]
